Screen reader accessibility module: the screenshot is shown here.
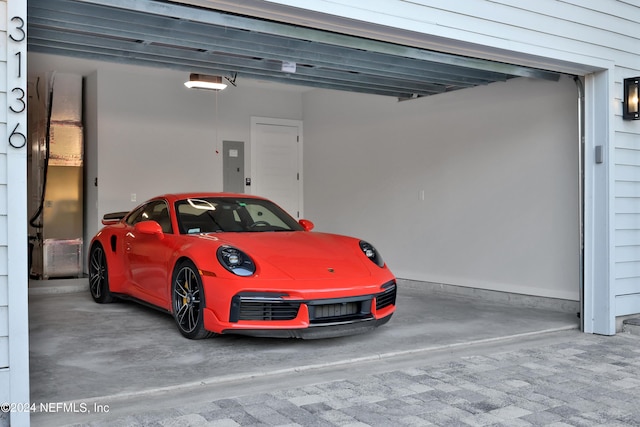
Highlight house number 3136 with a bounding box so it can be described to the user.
[8,15,27,149]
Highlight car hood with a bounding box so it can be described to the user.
[201,231,374,280]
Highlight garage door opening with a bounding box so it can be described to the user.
[27,0,576,303]
[27,0,580,321]
[25,0,583,413]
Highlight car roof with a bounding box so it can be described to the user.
[153,193,267,203]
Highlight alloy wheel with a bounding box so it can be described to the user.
[89,246,106,299]
[173,265,202,334]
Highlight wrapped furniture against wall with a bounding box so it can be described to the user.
[29,73,84,279]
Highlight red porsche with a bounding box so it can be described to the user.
[88,193,396,339]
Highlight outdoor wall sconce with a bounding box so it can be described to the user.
[623,77,639,120]
[184,73,227,90]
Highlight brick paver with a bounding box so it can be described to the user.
[61,332,640,426]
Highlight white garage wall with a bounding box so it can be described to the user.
[28,54,580,302]
[92,63,303,224]
[29,51,580,300]
[28,53,304,239]
[303,76,579,300]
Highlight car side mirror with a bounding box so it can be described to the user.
[135,220,164,238]
[298,219,314,231]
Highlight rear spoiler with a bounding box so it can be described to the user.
[102,211,129,225]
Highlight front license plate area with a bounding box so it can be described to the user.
[308,296,373,324]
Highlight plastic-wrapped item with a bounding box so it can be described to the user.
[33,239,83,279]
[49,124,83,166]
[50,73,83,124]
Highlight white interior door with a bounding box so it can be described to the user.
[251,117,303,218]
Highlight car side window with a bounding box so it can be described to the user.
[125,205,146,226]
[125,200,173,234]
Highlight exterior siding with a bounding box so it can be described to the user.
[0,274,6,368]
[614,72,640,317]
[246,0,639,72]
[3,0,30,425]
[0,38,8,415]
[1,1,9,376]
[0,156,7,370]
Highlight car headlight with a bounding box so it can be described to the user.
[359,240,384,268]
[217,246,256,276]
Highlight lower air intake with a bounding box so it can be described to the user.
[376,283,396,310]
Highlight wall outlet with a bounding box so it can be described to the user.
[131,193,136,202]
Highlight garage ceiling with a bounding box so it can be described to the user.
[27,0,561,100]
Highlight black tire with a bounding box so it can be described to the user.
[89,243,114,303]
[172,260,213,339]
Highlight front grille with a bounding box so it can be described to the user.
[313,302,360,319]
[231,283,395,324]
[309,297,372,324]
[232,296,300,322]
[376,283,397,310]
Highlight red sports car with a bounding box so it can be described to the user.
[89,193,396,339]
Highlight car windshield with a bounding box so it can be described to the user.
[175,197,303,234]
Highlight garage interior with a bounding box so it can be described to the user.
[26,0,581,412]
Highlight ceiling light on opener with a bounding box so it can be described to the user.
[184,73,227,90]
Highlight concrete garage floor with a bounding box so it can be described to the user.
[28,279,578,408]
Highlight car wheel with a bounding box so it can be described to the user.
[172,260,213,339]
[89,243,114,303]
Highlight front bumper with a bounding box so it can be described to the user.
[222,313,393,339]
[203,280,396,339]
